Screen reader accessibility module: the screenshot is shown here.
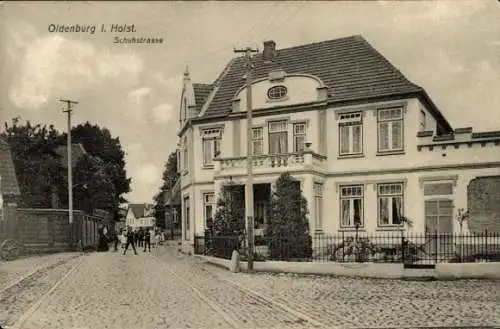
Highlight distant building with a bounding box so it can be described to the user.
[126,203,155,230]
[174,35,500,254]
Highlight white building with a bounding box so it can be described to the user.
[173,35,500,254]
[125,203,155,230]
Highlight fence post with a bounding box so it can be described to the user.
[435,230,438,263]
[401,233,405,264]
[485,230,488,259]
[341,230,345,262]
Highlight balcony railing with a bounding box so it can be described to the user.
[214,150,327,174]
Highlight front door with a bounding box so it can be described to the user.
[424,199,454,259]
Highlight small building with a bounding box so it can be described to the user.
[126,203,155,230]
[0,138,21,229]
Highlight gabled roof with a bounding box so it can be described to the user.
[199,35,445,125]
[0,138,21,196]
[192,83,213,112]
[128,203,153,218]
[54,143,87,169]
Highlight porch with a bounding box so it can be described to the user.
[213,150,327,177]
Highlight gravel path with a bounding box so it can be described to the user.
[0,252,81,291]
[16,251,234,329]
[4,246,500,329]
[0,255,81,328]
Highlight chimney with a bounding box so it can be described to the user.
[262,40,277,61]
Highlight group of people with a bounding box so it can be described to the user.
[117,226,164,255]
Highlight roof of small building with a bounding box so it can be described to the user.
[54,143,87,169]
[128,203,153,219]
[0,138,21,196]
[198,35,444,123]
[192,83,213,112]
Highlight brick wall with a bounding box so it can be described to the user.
[467,176,500,234]
[14,208,104,255]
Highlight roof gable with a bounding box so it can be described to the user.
[128,203,153,218]
[0,138,21,196]
[54,143,87,168]
[192,83,213,113]
[202,35,423,118]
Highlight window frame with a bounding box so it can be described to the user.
[183,196,190,240]
[377,182,404,227]
[339,185,364,229]
[293,122,307,153]
[182,136,188,173]
[268,120,288,155]
[252,127,264,156]
[377,107,404,153]
[313,182,324,230]
[267,85,288,100]
[338,112,363,156]
[201,128,222,168]
[419,110,426,132]
[202,192,215,228]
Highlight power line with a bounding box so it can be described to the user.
[60,99,78,225]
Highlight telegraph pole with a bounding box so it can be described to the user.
[60,99,78,224]
[234,46,259,270]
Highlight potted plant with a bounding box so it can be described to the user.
[455,208,470,261]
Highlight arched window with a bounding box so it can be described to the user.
[267,85,287,100]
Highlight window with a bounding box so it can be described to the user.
[314,183,323,230]
[424,200,453,233]
[267,85,287,99]
[176,149,181,173]
[419,110,426,132]
[252,127,263,155]
[338,112,363,155]
[201,128,221,167]
[182,136,188,171]
[378,183,404,226]
[268,121,288,154]
[377,108,404,152]
[203,193,215,228]
[183,196,190,240]
[340,185,364,228]
[254,201,267,230]
[293,122,306,152]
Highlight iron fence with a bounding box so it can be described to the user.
[194,231,500,264]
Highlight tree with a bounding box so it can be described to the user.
[68,122,131,220]
[2,118,65,208]
[73,154,117,214]
[153,151,181,229]
[208,182,245,258]
[211,182,245,236]
[265,172,312,260]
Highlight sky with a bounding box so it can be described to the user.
[1,1,499,204]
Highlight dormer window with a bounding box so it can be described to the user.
[267,85,287,100]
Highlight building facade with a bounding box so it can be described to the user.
[125,203,155,230]
[174,35,500,253]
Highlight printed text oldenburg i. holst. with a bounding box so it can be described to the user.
[47,24,136,34]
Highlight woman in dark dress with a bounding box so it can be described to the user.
[97,225,109,252]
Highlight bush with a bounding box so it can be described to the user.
[265,172,312,260]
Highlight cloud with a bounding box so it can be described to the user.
[135,163,161,185]
[128,87,151,104]
[6,22,145,111]
[151,103,174,123]
[153,73,183,95]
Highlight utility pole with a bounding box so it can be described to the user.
[234,46,259,271]
[60,99,78,224]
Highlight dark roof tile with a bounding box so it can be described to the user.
[192,83,213,112]
[0,138,21,196]
[202,35,424,118]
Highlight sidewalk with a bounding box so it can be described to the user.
[0,252,81,291]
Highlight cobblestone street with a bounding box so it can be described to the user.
[1,246,499,329]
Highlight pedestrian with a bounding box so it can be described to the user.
[143,228,151,252]
[113,231,119,251]
[123,226,138,255]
